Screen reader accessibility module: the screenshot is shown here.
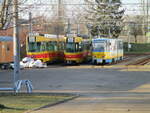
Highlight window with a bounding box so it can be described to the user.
[93,42,105,51]
[7,45,10,51]
[59,42,65,50]
[37,42,41,52]
[66,42,83,52]
[46,42,54,51]
[41,42,46,51]
[118,41,123,50]
[76,43,82,52]
[28,42,36,52]
[53,42,58,51]
[28,42,47,52]
[66,43,75,52]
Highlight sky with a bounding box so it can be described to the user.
[121,0,141,15]
[122,0,139,3]
[17,0,142,19]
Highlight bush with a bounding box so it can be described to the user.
[124,42,150,53]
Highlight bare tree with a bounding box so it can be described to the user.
[129,16,144,43]
[0,0,12,29]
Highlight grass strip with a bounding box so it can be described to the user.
[0,93,74,113]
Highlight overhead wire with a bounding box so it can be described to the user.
[1,0,148,29]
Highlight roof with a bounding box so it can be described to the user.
[92,38,111,41]
[0,36,13,41]
[92,38,121,42]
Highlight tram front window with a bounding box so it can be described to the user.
[66,43,82,52]
[93,42,105,51]
[28,42,36,52]
[66,43,75,52]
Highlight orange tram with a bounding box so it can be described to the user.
[64,35,92,64]
[26,33,65,63]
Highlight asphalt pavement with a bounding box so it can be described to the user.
[1,67,150,93]
[1,67,150,113]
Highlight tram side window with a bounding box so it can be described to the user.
[62,42,65,50]
[36,42,46,52]
[28,42,36,52]
[53,41,58,51]
[46,42,54,51]
[118,41,123,50]
[58,42,62,51]
[60,42,65,50]
[37,42,41,52]
[41,42,46,51]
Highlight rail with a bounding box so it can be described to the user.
[126,55,150,65]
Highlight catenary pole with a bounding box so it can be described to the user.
[13,0,20,88]
[147,0,149,42]
[29,12,32,34]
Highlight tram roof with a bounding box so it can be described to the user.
[92,38,112,41]
[92,38,122,41]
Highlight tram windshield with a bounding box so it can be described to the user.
[93,42,105,51]
[66,43,82,52]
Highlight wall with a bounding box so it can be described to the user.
[0,41,13,63]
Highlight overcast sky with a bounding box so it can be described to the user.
[122,0,139,3]
[19,0,141,19]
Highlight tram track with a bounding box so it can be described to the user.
[107,54,150,66]
[126,55,150,65]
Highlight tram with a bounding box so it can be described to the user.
[26,33,65,63]
[64,35,91,64]
[92,38,123,64]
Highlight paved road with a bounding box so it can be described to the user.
[0,67,150,93]
[1,67,150,113]
[31,92,150,113]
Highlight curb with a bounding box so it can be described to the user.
[25,94,80,113]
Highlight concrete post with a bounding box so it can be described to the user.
[13,0,20,87]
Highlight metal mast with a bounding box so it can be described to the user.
[13,0,20,86]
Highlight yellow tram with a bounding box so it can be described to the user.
[64,35,91,64]
[26,33,66,63]
[92,38,123,64]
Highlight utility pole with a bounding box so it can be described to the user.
[141,0,146,37]
[58,0,62,20]
[147,0,149,42]
[147,0,149,29]
[77,23,80,35]
[67,18,71,35]
[128,22,131,52]
[13,0,20,87]
[29,12,32,34]
[56,0,62,38]
[12,0,33,93]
